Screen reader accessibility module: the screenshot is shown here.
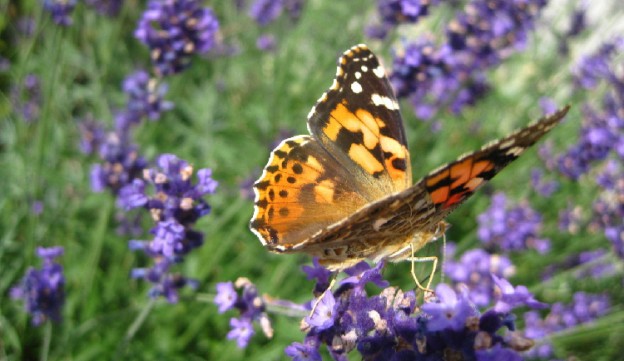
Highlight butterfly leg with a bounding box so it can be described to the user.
[407,242,437,296]
[308,276,337,319]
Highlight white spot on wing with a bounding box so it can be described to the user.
[506,146,524,157]
[498,139,515,149]
[371,93,399,110]
[355,72,361,79]
[373,65,385,78]
[351,81,363,94]
[361,65,368,72]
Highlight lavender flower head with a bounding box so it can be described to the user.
[11,73,42,122]
[390,0,547,120]
[122,70,173,121]
[42,0,77,26]
[214,277,274,348]
[524,292,610,359]
[477,192,550,253]
[122,154,217,258]
[248,0,283,26]
[444,247,515,307]
[135,0,220,76]
[593,160,624,259]
[295,261,539,360]
[123,154,217,301]
[85,0,123,17]
[377,0,439,26]
[89,132,148,194]
[11,247,65,325]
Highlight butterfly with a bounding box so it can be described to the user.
[250,44,569,274]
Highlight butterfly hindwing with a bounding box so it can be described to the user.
[251,135,371,249]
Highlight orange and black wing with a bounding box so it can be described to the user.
[422,106,570,216]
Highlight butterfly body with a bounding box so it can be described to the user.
[250,44,569,271]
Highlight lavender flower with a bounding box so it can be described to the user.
[215,282,238,313]
[524,292,610,359]
[89,132,147,194]
[124,154,217,301]
[592,160,624,260]
[10,73,42,122]
[248,0,283,26]
[444,248,515,307]
[558,204,583,234]
[304,291,337,331]
[122,70,173,121]
[214,277,274,348]
[130,258,199,303]
[42,0,77,26]
[390,0,548,120]
[556,38,624,179]
[78,117,106,155]
[11,247,65,325]
[135,0,220,76]
[530,168,559,197]
[256,34,277,51]
[228,317,255,348]
[606,226,624,259]
[477,192,550,254]
[302,258,332,296]
[542,249,616,280]
[421,283,476,331]
[300,262,532,360]
[285,339,322,361]
[491,275,546,313]
[377,0,439,27]
[85,0,123,17]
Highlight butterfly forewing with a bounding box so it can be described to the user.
[307,45,412,197]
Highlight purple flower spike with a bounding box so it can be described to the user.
[43,0,77,26]
[125,154,217,301]
[122,70,173,121]
[135,0,220,76]
[10,247,65,325]
[444,248,514,306]
[477,192,550,253]
[150,219,186,258]
[421,283,475,331]
[249,0,283,26]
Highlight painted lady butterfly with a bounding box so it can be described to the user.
[250,44,569,274]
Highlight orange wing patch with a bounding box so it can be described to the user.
[426,156,494,209]
[251,135,370,249]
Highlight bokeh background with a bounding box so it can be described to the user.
[1,0,623,360]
